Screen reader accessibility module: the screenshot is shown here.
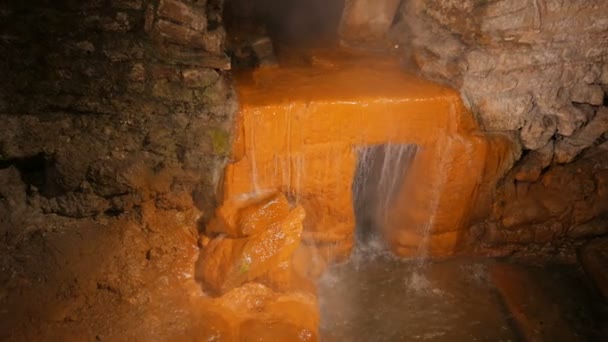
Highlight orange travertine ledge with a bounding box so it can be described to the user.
[222,48,515,260]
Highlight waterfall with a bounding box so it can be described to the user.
[352,143,418,250]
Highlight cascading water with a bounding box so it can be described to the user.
[316,143,520,341]
[352,143,419,252]
[215,45,547,341]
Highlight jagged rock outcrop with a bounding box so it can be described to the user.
[394,0,608,158]
[393,0,608,260]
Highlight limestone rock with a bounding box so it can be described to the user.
[520,113,557,150]
[251,37,278,67]
[571,84,605,106]
[238,193,291,237]
[157,0,206,32]
[514,141,554,182]
[0,166,29,233]
[555,107,608,163]
[395,0,608,152]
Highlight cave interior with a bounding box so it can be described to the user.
[1,0,608,341]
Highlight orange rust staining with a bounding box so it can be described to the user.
[196,283,319,341]
[195,194,322,340]
[222,48,516,260]
[197,48,517,341]
[207,192,290,237]
[196,196,305,294]
[387,132,517,257]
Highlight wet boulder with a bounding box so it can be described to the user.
[197,198,305,294]
[206,192,290,238]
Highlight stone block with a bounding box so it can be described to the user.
[153,19,204,48]
[182,68,219,88]
[158,0,206,32]
[601,64,608,84]
[128,63,145,83]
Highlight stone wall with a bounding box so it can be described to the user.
[0,0,234,225]
[0,1,237,338]
[393,0,608,261]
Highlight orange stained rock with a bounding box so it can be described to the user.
[197,203,305,294]
[191,282,319,341]
[223,48,516,259]
[207,192,290,238]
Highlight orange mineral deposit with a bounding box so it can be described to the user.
[221,48,516,261]
[197,199,305,294]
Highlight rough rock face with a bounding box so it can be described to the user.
[467,145,608,263]
[394,0,608,157]
[0,0,236,339]
[0,0,235,223]
[393,0,608,261]
[196,195,305,294]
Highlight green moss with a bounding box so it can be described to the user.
[208,128,230,156]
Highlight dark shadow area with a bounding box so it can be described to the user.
[0,153,67,198]
[224,0,345,45]
[223,0,346,69]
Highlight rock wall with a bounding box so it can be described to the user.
[0,1,237,339]
[395,0,608,153]
[0,0,234,224]
[393,0,608,261]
